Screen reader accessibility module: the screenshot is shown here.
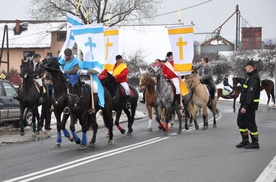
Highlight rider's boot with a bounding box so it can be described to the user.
[126,95,131,109]
[38,86,44,104]
[244,133,260,149]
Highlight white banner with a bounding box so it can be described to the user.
[71,24,105,63]
[167,25,194,75]
[104,27,119,72]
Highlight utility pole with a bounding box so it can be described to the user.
[235,5,240,51]
[0,25,10,74]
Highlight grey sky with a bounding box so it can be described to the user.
[0,0,275,42]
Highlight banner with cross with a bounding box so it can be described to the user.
[167,25,194,75]
[103,27,119,72]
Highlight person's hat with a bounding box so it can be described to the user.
[166,51,173,57]
[115,55,122,60]
[64,48,72,56]
[245,60,255,67]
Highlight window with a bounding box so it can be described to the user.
[47,53,52,57]
[23,51,35,61]
[57,32,66,41]
[2,82,17,97]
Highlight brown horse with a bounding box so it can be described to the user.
[233,76,275,106]
[138,73,156,131]
[217,86,242,112]
[185,73,217,130]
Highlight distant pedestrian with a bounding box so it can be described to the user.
[236,60,260,149]
[40,75,53,131]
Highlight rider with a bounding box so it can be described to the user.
[162,52,181,107]
[193,57,216,105]
[30,54,44,104]
[113,55,131,109]
[223,74,234,96]
[58,48,80,75]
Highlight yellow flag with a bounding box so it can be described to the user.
[180,79,189,96]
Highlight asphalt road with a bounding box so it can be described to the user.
[0,101,276,182]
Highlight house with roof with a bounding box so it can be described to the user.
[0,20,66,73]
[200,35,235,55]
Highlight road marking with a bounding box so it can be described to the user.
[4,137,169,182]
[255,155,276,182]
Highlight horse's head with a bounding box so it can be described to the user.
[20,59,32,78]
[42,57,61,72]
[149,62,163,77]
[232,76,245,86]
[98,69,114,87]
[184,73,200,89]
[138,74,149,92]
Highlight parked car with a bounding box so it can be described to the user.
[0,77,32,125]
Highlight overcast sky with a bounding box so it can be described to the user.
[0,0,275,42]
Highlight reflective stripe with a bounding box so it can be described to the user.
[251,131,258,135]
[254,99,259,103]
[243,84,248,88]
[239,128,248,132]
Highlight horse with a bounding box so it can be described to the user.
[148,62,183,135]
[98,69,139,136]
[217,86,242,112]
[18,59,43,136]
[138,73,156,131]
[233,76,275,105]
[66,73,114,149]
[184,73,217,130]
[42,57,75,148]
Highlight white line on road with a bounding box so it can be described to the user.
[4,137,169,182]
[255,155,276,182]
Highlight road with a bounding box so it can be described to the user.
[0,101,276,182]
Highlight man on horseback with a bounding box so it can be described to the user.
[162,52,181,107]
[113,55,131,109]
[193,57,216,105]
[223,74,234,96]
[59,48,80,75]
[29,54,44,104]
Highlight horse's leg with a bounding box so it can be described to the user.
[60,110,73,142]
[266,90,270,105]
[202,106,208,130]
[156,106,165,131]
[19,106,25,136]
[102,107,114,144]
[146,104,153,131]
[79,114,89,149]
[115,109,126,135]
[123,107,133,135]
[70,114,81,145]
[89,112,98,146]
[164,107,172,135]
[175,107,182,134]
[233,97,236,113]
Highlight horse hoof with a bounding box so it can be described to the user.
[76,139,81,145]
[163,132,168,136]
[202,127,207,130]
[127,132,132,136]
[20,132,25,136]
[68,136,74,142]
[108,140,114,145]
[195,126,199,130]
[185,126,189,130]
[120,129,126,135]
[89,142,95,147]
[147,127,152,132]
[79,144,87,150]
[55,143,61,148]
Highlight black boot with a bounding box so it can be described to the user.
[126,95,131,109]
[38,86,44,104]
[244,133,259,149]
[236,130,250,148]
[139,91,145,104]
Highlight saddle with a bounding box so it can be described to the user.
[118,85,134,97]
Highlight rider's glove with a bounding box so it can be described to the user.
[79,70,88,75]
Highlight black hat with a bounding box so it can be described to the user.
[115,55,122,60]
[166,51,173,57]
[245,60,255,67]
[64,48,72,56]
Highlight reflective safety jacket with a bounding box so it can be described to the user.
[239,69,260,110]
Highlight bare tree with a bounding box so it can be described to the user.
[28,0,163,26]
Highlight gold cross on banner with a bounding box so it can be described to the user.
[75,0,82,12]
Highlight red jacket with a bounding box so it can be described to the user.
[162,60,177,79]
[113,64,128,83]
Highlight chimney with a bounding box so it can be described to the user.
[15,19,20,35]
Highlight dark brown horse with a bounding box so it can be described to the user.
[233,76,275,105]
[217,86,242,112]
[138,73,156,131]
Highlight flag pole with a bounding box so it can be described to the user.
[177,9,183,108]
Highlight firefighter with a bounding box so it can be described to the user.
[236,60,260,149]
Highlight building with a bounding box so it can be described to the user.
[241,27,262,50]
[0,20,66,73]
[200,35,235,55]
